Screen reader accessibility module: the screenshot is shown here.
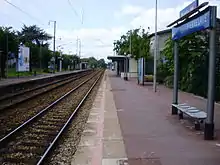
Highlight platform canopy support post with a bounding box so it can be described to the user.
[124,57,128,81]
[172,41,179,115]
[205,6,217,140]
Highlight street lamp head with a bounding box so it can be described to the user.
[48,20,56,25]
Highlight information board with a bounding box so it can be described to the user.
[172,9,210,40]
[17,46,30,72]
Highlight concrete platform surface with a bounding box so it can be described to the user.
[71,71,127,165]
[0,70,84,87]
[109,71,220,165]
[72,70,220,165]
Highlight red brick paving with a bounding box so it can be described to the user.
[109,73,220,165]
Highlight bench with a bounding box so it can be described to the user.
[172,103,207,130]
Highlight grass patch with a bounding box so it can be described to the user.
[7,68,46,77]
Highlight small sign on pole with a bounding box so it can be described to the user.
[173,8,211,40]
[168,0,217,140]
[180,0,199,18]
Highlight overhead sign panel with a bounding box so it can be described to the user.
[180,0,199,17]
[172,9,210,40]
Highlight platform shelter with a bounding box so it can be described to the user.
[107,55,137,79]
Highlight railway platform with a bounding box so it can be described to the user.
[0,70,83,87]
[72,70,220,165]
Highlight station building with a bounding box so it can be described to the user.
[107,29,172,79]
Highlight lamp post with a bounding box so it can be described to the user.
[6,33,8,78]
[79,39,81,58]
[57,47,63,72]
[58,56,63,72]
[48,20,56,73]
[153,0,158,92]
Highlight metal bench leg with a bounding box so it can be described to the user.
[204,123,214,140]
[171,105,178,115]
[195,121,200,130]
[179,112,183,120]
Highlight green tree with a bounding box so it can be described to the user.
[161,31,210,98]
[18,25,52,71]
[61,54,80,70]
[0,27,19,78]
[113,28,150,60]
[97,59,106,68]
[18,25,52,46]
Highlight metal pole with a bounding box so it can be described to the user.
[79,39,81,58]
[76,37,78,56]
[205,6,216,140]
[142,58,144,85]
[130,31,132,55]
[59,51,62,72]
[53,21,57,72]
[124,31,131,81]
[6,33,8,78]
[153,0,158,92]
[0,52,2,79]
[172,41,179,115]
[39,43,42,70]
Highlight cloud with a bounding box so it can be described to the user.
[114,5,144,20]
[2,0,220,62]
[46,27,128,61]
[121,5,144,15]
[119,0,220,33]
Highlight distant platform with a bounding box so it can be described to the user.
[0,70,87,88]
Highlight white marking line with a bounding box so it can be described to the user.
[117,109,124,112]
[216,143,220,147]
[83,129,96,134]
[102,158,128,165]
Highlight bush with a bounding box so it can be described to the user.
[164,76,173,88]
[43,68,49,73]
[144,75,153,82]
[157,71,166,84]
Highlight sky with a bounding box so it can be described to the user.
[1,0,220,61]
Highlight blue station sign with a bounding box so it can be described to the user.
[172,9,210,40]
[180,0,199,17]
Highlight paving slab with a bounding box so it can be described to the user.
[71,71,127,165]
[109,71,220,165]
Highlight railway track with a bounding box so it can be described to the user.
[0,70,92,111]
[0,70,104,164]
[0,70,94,141]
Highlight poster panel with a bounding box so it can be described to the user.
[17,46,30,72]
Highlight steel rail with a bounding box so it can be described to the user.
[37,71,103,165]
[0,72,83,101]
[0,71,100,146]
[0,71,91,111]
